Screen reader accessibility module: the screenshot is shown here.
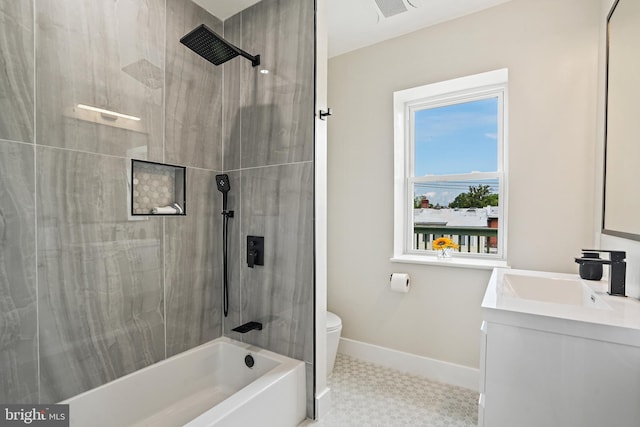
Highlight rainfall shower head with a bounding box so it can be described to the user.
[216,174,231,193]
[180,24,260,67]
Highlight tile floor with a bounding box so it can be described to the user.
[300,353,478,427]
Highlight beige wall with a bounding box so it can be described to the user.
[327,0,601,368]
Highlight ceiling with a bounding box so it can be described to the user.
[328,0,513,57]
[192,0,513,58]
[192,0,261,21]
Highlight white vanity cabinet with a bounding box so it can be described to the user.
[479,268,640,427]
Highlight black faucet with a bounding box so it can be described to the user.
[575,249,626,297]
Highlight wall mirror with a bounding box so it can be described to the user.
[603,0,640,240]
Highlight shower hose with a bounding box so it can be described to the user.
[223,211,229,317]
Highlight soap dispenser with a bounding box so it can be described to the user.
[578,251,603,281]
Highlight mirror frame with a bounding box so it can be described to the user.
[602,0,640,241]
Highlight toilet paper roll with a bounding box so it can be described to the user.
[390,273,410,293]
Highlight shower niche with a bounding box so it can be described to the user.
[131,159,186,216]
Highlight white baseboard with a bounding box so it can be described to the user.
[338,337,479,392]
[314,386,332,420]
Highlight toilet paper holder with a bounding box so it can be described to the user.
[389,273,411,293]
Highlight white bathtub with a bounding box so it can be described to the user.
[63,337,307,427]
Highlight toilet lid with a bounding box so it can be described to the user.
[326,311,342,331]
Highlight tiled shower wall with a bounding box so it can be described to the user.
[0,0,315,414]
[0,0,225,403]
[221,0,316,415]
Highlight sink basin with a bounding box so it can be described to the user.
[502,273,611,310]
[480,268,640,427]
[482,269,640,341]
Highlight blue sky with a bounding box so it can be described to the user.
[413,98,498,206]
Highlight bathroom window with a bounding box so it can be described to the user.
[392,69,508,266]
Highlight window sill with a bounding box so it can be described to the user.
[390,254,509,270]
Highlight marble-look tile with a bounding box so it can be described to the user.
[222,14,242,172]
[0,1,34,143]
[35,0,164,160]
[239,0,315,168]
[165,168,222,357]
[235,163,314,363]
[0,140,37,403]
[221,171,243,336]
[37,147,164,402]
[165,0,223,170]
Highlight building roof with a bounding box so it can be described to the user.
[414,207,498,227]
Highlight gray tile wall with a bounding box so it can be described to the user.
[239,0,315,168]
[165,0,224,170]
[223,0,315,169]
[0,140,36,404]
[0,2,34,143]
[0,0,37,404]
[36,0,165,160]
[36,148,165,402]
[222,0,316,417]
[0,0,316,417]
[0,0,225,403]
[165,168,222,358]
[229,163,314,363]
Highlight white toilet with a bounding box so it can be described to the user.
[326,311,342,376]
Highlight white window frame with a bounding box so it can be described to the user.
[392,69,509,268]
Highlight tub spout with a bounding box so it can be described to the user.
[232,321,263,333]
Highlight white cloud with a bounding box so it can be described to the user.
[484,132,497,140]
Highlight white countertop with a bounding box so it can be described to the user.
[482,268,640,347]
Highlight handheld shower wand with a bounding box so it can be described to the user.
[217,174,231,210]
[216,174,233,317]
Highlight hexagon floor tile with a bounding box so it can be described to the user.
[300,353,478,427]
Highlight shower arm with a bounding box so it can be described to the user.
[238,51,260,68]
[215,35,259,67]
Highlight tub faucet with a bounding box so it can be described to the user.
[232,321,263,333]
[575,249,626,297]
